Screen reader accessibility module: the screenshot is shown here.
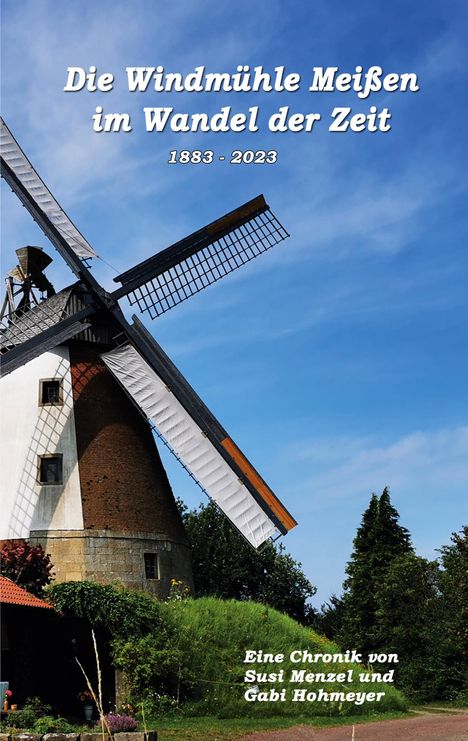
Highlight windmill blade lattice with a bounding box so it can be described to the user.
[0,117,297,550]
[113,196,289,318]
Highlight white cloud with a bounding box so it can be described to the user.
[1,0,280,201]
[284,427,468,505]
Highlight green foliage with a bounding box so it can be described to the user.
[340,488,413,654]
[334,489,467,702]
[438,526,468,700]
[1,540,54,596]
[5,697,52,728]
[315,594,345,639]
[114,597,407,718]
[439,527,468,656]
[113,631,189,704]
[47,580,167,638]
[373,553,446,700]
[374,553,440,648]
[33,716,76,733]
[368,539,468,702]
[179,500,316,624]
[47,581,406,718]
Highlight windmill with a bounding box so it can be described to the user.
[0,118,297,595]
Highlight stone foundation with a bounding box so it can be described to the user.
[28,529,193,598]
[3,733,157,741]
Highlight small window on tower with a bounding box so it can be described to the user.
[39,379,63,406]
[38,454,63,485]
[144,553,159,580]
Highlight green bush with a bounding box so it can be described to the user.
[48,583,407,719]
[114,598,408,718]
[47,580,165,637]
[34,716,76,733]
[6,697,52,728]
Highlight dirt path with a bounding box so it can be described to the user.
[239,711,468,740]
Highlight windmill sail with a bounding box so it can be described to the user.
[0,118,97,261]
[102,322,297,548]
[112,195,289,318]
[1,118,297,549]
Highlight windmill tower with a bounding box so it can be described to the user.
[1,260,192,595]
[0,119,297,596]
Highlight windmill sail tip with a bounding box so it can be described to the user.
[220,436,298,533]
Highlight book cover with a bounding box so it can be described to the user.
[1,2,466,738]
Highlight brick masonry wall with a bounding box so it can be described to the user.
[69,343,187,541]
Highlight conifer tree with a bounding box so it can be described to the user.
[375,487,412,565]
[339,487,413,654]
[438,526,468,696]
[374,552,444,698]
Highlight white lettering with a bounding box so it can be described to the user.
[64,66,113,92]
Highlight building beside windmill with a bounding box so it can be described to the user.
[0,269,193,596]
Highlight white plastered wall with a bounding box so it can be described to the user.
[0,346,84,538]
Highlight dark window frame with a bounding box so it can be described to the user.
[37,454,63,485]
[144,552,159,580]
[39,378,64,406]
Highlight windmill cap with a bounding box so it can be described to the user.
[15,245,53,276]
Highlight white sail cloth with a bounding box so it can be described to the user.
[0,118,96,260]
[102,344,278,548]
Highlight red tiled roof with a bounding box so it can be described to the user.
[0,575,53,609]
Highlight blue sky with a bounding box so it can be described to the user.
[2,0,467,604]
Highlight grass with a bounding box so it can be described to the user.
[4,704,465,739]
[49,584,408,719]
[410,701,468,714]
[152,711,412,740]
[0,712,412,741]
[153,597,408,717]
